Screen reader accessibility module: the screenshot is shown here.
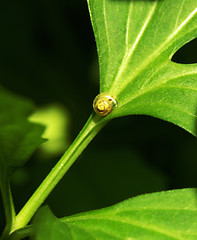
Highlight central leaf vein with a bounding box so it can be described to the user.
[109,2,158,93]
[103,0,110,55]
[65,217,185,240]
[109,6,197,96]
[126,2,133,50]
[119,70,197,109]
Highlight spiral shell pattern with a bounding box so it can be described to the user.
[93,93,117,116]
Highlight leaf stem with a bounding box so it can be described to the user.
[0,181,16,226]
[0,157,16,239]
[8,226,32,240]
[10,113,107,233]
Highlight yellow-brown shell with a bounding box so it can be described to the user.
[93,93,117,116]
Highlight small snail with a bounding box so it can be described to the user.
[93,93,117,116]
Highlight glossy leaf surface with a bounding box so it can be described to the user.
[33,189,197,240]
[88,0,197,135]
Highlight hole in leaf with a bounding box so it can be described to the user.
[172,38,197,64]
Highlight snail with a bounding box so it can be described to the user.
[93,93,117,116]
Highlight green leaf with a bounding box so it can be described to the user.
[0,87,45,230]
[32,206,73,240]
[29,104,71,157]
[0,122,44,168]
[33,189,197,240]
[0,87,34,125]
[88,0,197,135]
[0,88,45,170]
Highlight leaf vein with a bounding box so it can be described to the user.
[65,217,185,240]
[110,14,197,95]
[110,2,158,92]
[127,102,197,119]
[63,208,197,224]
[126,2,133,50]
[174,0,186,30]
[103,0,110,55]
[172,6,197,40]
[121,67,197,107]
[67,222,124,240]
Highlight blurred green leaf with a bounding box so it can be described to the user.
[33,189,197,240]
[29,103,70,158]
[88,0,197,135]
[0,88,45,172]
[0,122,44,169]
[0,88,33,125]
[0,87,45,232]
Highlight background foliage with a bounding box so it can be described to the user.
[0,0,197,233]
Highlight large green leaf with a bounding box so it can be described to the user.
[88,0,197,135]
[33,189,197,240]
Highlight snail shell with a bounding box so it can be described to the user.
[93,93,117,116]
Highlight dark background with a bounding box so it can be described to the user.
[0,0,197,231]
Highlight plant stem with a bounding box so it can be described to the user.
[8,226,32,240]
[0,155,16,239]
[10,113,107,233]
[0,181,16,227]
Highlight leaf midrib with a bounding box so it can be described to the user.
[109,1,158,94]
[63,207,197,222]
[103,0,110,56]
[119,66,197,108]
[63,216,188,240]
[67,222,123,240]
[108,7,197,95]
